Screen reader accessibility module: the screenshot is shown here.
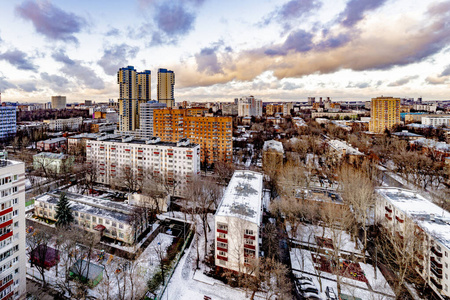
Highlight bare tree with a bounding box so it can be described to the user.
[27,228,52,287]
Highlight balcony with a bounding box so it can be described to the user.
[385,213,392,221]
[431,246,443,258]
[217,246,227,252]
[217,255,228,261]
[0,280,12,293]
[244,244,256,250]
[395,216,404,223]
[431,266,443,279]
[431,256,443,269]
[244,234,255,240]
[431,277,443,290]
[385,206,392,213]
[217,229,227,234]
[217,237,227,243]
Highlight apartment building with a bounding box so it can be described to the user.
[376,188,450,299]
[0,159,27,298]
[422,116,450,127]
[238,96,262,117]
[0,107,16,140]
[34,190,148,245]
[36,137,67,152]
[369,96,401,133]
[266,104,283,116]
[215,170,264,274]
[139,101,167,139]
[43,117,83,131]
[153,108,232,164]
[51,96,66,109]
[33,153,74,174]
[117,66,151,131]
[157,68,175,108]
[86,136,200,197]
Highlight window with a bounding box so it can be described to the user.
[98,218,103,224]
[217,223,228,231]
[92,217,96,223]
[112,222,117,227]
[119,224,124,229]
[105,220,110,225]
[119,232,124,238]
[245,239,253,245]
[245,229,254,235]
[218,251,227,256]
[217,242,227,249]
[218,233,226,239]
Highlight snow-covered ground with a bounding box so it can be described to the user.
[290,248,395,300]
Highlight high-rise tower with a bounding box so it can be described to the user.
[117,66,151,131]
[369,96,401,133]
[157,68,175,108]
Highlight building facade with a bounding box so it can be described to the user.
[238,96,262,117]
[376,188,450,299]
[0,107,16,140]
[117,66,151,132]
[215,170,264,273]
[153,108,233,164]
[33,153,74,174]
[43,117,83,131]
[422,116,450,127]
[139,101,167,139]
[34,191,148,245]
[0,159,27,298]
[51,96,66,109]
[369,96,401,133]
[86,136,200,197]
[36,137,67,152]
[157,68,175,108]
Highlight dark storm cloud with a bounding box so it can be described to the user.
[15,1,86,43]
[98,44,139,76]
[387,75,418,87]
[0,49,37,71]
[52,50,105,90]
[339,0,388,27]
[317,33,352,50]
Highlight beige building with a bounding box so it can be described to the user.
[369,96,401,133]
[157,68,175,108]
[51,96,66,109]
[0,159,27,298]
[117,66,151,131]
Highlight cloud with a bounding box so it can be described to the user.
[18,82,39,92]
[426,76,448,85]
[263,0,321,29]
[0,76,17,91]
[440,64,450,77]
[195,46,223,75]
[106,28,120,37]
[98,44,139,76]
[41,72,69,86]
[282,82,303,90]
[347,81,370,89]
[15,1,86,43]
[339,0,388,27]
[317,33,352,50]
[52,50,105,90]
[265,29,314,55]
[0,49,37,71]
[387,75,418,87]
[173,3,450,89]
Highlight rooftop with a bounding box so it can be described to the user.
[35,190,132,222]
[411,138,450,152]
[216,170,263,224]
[295,188,344,204]
[34,152,67,160]
[327,139,364,156]
[39,137,67,144]
[392,131,423,137]
[376,188,450,249]
[263,140,284,153]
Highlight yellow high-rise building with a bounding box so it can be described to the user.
[369,96,401,133]
[157,68,175,108]
[117,66,151,131]
[153,108,233,164]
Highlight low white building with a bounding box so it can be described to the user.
[215,170,264,273]
[33,152,74,174]
[422,116,450,127]
[86,136,200,197]
[43,117,83,131]
[34,190,149,245]
[376,188,450,299]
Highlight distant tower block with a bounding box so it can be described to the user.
[157,68,175,108]
[51,95,67,109]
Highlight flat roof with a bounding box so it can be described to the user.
[216,170,263,224]
[376,188,450,249]
[263,140,284,153]
[91,137,198,148]
[328,139,364,156]
[34,152,67,159]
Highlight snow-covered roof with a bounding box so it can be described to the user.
[216,170,263,224]
[292,117,307,127]
[392,131,423,137]
[327,139,364,156]
[263,140,284,153]
[411,138,450,152]
[40,137,67,144]
[33,152,67,160]
[35,190,132,222]
[376,188,450,249]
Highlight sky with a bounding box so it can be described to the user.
[1,0,450,103]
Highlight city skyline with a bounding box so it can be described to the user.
[0,0,450,103]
